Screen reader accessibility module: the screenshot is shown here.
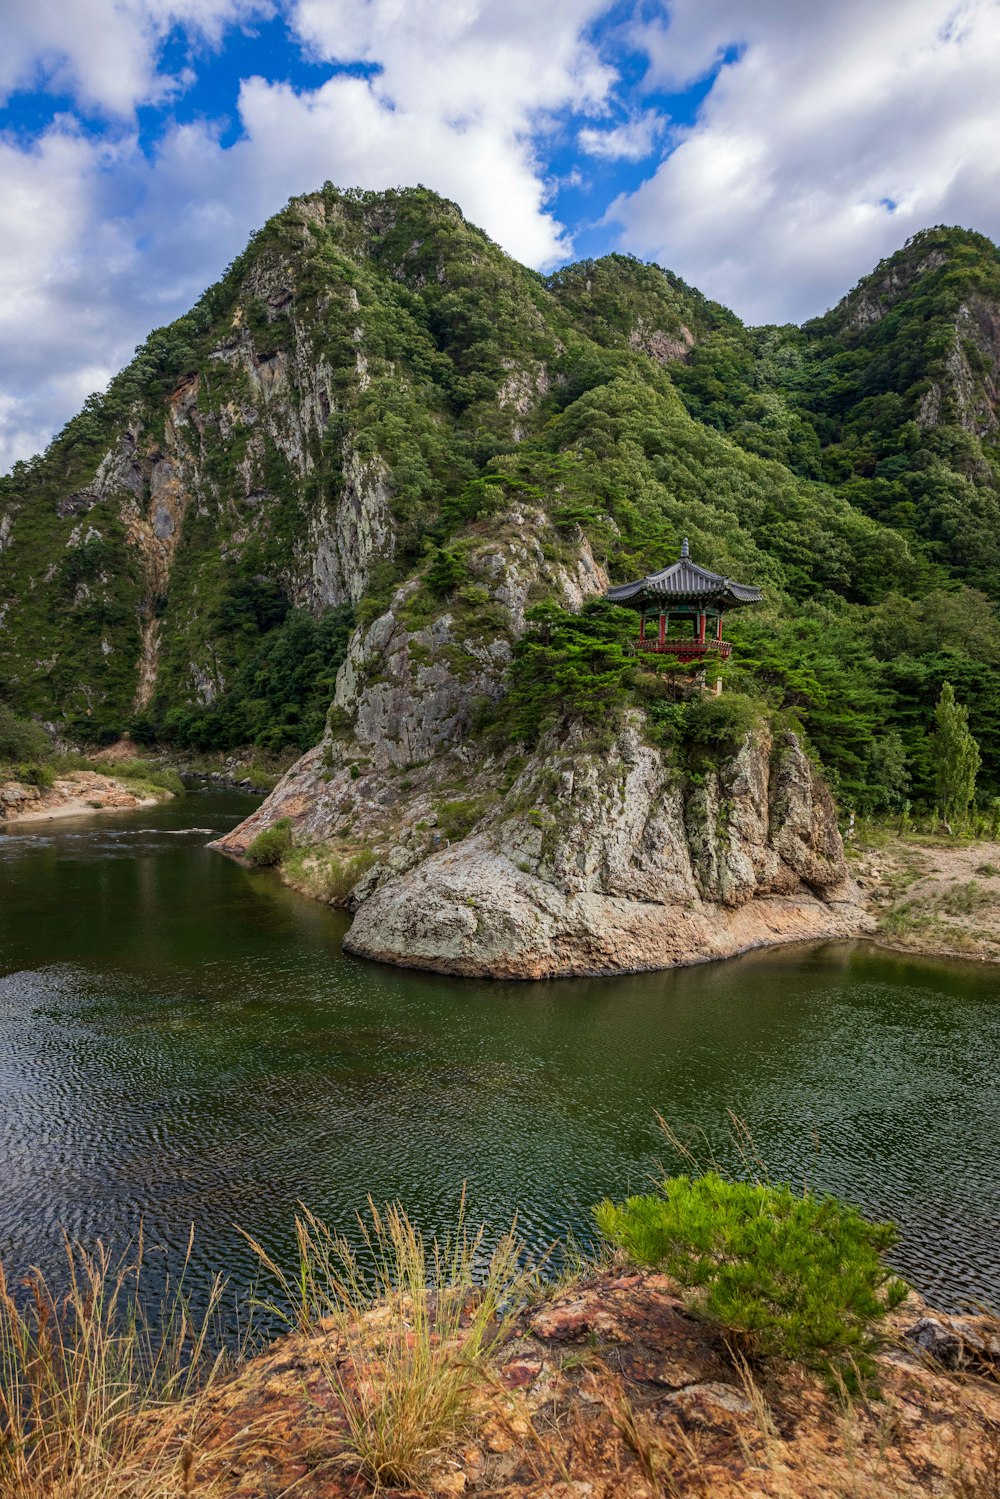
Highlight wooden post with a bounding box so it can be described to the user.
[640,615,646,644]
[659,612,666,647]
[716,613,723,642]
[697,613,706,645]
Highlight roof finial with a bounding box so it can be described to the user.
[680,536,689,559]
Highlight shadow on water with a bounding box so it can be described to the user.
[2,787,1000,1325]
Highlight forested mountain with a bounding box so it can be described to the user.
[1,187,999,815]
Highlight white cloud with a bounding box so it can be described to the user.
[0,0,623,471]
[0,0,274,118]
[611,0,1000,324]
[9,0,1000,476]
[579,111,665,162]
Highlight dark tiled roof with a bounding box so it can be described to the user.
[605,536,761,611]
[605,540,762,611]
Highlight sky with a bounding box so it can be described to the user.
[1,0,999,473]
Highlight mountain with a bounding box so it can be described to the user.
[2,190,1000,835]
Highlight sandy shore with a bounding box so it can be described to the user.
[852,832,1000,963]
[0,771,168,828]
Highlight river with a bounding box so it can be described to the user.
[1,787,998,1319]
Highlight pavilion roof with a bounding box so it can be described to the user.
[605,539,763,612]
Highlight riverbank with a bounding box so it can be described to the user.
[0,767,174,826]
[81,1263,1000,1498]
[851,832,1000,963]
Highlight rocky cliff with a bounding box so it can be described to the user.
[342,722,869,979]
[129,1265,1000,1499]
[5,192,1000,953]
[217,686,868,978]
[211,477,869,978]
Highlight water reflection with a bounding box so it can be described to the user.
[1,790,999,1318]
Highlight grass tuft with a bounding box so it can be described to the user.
[245,1194,534,1490]
[0,1234,229,1499]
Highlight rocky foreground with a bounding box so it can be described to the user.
[170,1267,1000,1498]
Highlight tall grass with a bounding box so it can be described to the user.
[246,1195,533,1490]
[0,1234,229,1499]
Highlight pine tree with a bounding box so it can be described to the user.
[933,681,981,828]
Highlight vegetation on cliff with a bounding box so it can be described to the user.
[1,190,999,822]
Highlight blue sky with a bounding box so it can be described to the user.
[1,0,999,471]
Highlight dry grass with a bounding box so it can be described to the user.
[0,1232,230,1499]
[246,1194,536,1490]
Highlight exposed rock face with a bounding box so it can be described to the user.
[212,503,610,868]
[628,319,695,364]
[340,718,870,979]
[214,491,868,982]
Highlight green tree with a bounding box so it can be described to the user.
[426,548,465,599]
[506,600,636,741]
[933,681,981,827]
[594,1171,907,1388]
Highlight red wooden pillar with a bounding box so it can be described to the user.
[716,613,723,642]
[640,615,646,644]
[659,613,666,647]
[697,612,706,645]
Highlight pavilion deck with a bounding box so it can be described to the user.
[634,638,733,660]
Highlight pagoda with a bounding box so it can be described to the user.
[606,539,762,662]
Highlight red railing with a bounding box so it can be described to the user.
[634,639,733,661]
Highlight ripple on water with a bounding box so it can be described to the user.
[1,794,1000,1327]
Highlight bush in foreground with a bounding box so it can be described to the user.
[595,1171,907,1384]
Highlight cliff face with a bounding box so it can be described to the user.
[820,227,1000,440]
[157,1266,1000,1499]
[340,720,869,979]
[1,186,634,741]
[216,646,868,978]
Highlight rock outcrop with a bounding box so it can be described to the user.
[0,770,169,825]
[211,470,869,981]
[146,1266,1000,1499]
[341,719,870,979]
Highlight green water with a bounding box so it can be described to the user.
[1,787,999,1317]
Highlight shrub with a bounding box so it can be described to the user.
[245,816,294,868]
[938,880,995,917]
[0,707,50,764]
[113,759,185,795]
[426,547,465,598]
[684,692,761,750]
[17,762,56,790]
[594,1171,907,1385]
[435,797,492,843]
[326,705,354,740]
[322,850,375,902]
